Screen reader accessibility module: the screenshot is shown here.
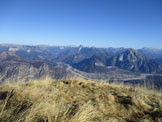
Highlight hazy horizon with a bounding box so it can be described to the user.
[0,0,162,48]
[1,42,162,50]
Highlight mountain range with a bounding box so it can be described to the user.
[0,44,162,89]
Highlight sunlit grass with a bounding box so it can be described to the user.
[0,77,162,122]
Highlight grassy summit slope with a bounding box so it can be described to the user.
[0,78,162,122]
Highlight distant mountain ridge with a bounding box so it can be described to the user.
[0,51,22,61]
[1,44,162,88]
[138,47,162,59]
[0,44,162,74]
[71,48,162,73]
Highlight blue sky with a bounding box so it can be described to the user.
[0,0,162,49]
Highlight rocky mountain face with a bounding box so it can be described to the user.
[0,51,75,82]
[106,48,161,73]
[72,55,108,73]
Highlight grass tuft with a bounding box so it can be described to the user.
[0,77,162,122]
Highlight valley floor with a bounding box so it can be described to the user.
[0,78,162,122]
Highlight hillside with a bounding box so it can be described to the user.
[0,78,162,122]
[106,48,161,73]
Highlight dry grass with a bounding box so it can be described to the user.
[0,77,162,122]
